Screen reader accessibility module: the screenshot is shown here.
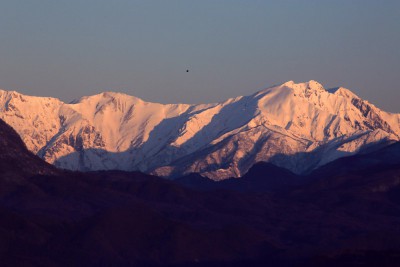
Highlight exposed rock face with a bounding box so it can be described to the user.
[0,81,399,179]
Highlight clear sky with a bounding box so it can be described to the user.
[0,1,399,112]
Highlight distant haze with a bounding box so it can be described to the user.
[0,1,399,112]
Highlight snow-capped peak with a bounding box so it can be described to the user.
[0,80,398,180]
[328,87,359,99]
[306,79,325,91]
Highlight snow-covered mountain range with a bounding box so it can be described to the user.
[0,80,399,179]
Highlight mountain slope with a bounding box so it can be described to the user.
[309,141,400,178]
[0,118,56,177]
[0,80,399,179]
[176,141,400,193]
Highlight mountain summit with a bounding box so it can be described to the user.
[0,81,399,179]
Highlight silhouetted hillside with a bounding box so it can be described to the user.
[0,119,56,175]
[176,162,303,193]
[0,119,400,266]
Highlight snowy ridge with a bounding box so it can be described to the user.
[0,81,398,180]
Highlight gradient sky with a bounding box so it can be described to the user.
[0,1,399,112]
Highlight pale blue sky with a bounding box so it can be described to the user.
[0,1,399,111]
